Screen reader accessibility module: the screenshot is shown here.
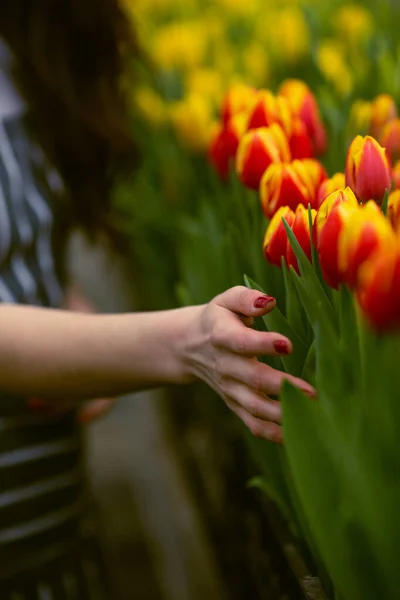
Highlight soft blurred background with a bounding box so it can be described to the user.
[73,1,400,598]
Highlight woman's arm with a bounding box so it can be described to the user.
[0,303,197,398]
[0,286,316,442]
[60,280,117,423]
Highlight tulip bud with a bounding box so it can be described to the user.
[279,79,327,156]
[247,90,293,136]
[209,113,248,181]
[356,242,400,331]
[318,200,358,288]
[338,201,397,287]
[388,189,400,231]
[345,135,392,204]
[302,158,328,189]
[236,124,290,190]
[393,160,400,190]
[221,83,257,126]
[313,187,358,272]
[288,118,314,159]
[260,158,320,218]
[286,204,317,274]
[370,94,397,140]
[316,172,346,209]
[263,206,295,267]
[380,118,400,164]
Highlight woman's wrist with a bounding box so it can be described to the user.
[159,304,205,386]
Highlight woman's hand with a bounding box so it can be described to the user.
[3,287,314,431]
[183,286,316,444]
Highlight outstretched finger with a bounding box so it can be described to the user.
[214,285,276,318]
[224,380,282,423]
[225,397,283,443]
[212,319,293,357]
[214,353,316,397]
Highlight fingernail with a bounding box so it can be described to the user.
[301,388,317,398]
[273,340,290,355]
[254,295,275,309]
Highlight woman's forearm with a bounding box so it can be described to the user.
[0,304,198,399]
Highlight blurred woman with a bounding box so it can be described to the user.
[0,1,315,597]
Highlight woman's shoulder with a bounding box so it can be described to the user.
[0,37,26,122]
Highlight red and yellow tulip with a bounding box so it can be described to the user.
[345,135,392,204]
[313,187,358,287]
[288,118,314,160]
[286,204,317,274]
[236,124,290,190]
[318,199,359,288]
[314,186,358,248]
[370,94,397,140]
[380,118,400,164]
[302,158,328,189]
[260,158,320,218]
[247,90,293,136]
[338,201,397,288]
[356,240,400,331]
[220,83,257,126]
[316,172,346,209]
[209,112,248,181]
[263,206,295,267]
[279,79,327,156]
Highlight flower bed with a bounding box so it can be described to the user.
[116,1,400,597]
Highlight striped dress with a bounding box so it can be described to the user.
[0,39,112,599]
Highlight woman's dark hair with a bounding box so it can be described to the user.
[0,0,138,245]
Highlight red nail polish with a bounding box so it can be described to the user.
[273,340,290,355]
[302,388,317,399]
[254,295,275,308]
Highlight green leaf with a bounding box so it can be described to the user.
[247,476,284,507]
[244,274,308,376]
[243,431,300,538]
[381,188,389,216]
[289,268,337,345]
[282,382,387,600]
[283,219,337,340]
[301,341,316,387]
[282,357,400,599]
[338,285,361,391]
[281,261,309,344]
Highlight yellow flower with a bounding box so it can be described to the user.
[152,22,207,72]
[258,7,310,65]
[201,11,225,43]
[168,94,215,153]
[212,41,237,79]
[317,41,353,97]
[241,42,270,87]
[186,69,224,108]
[134,86,166,128]
[333,4,373,46]
[348,100,372,136]
[214,0,261,18]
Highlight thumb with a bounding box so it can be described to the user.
[214,286,276,318]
